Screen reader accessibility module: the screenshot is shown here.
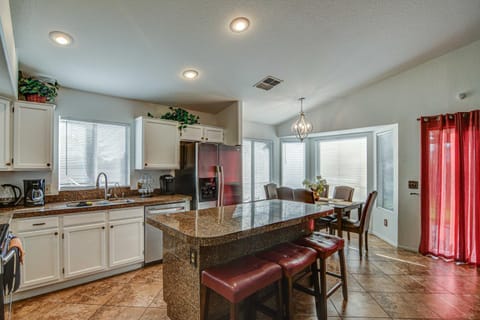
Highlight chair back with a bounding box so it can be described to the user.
[277,187,294,201]
[264,183,278,199]
[293,188,315,204]
[359,191,378,232]
[333,186,354,201]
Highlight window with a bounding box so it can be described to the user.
[316,136,367,201]
[281,141,305,188]
[59,118,129,189]
[376,131,394,210]
[242,139,272,202]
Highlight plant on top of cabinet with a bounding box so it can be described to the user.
[148,106,199,129]
[18,71,59,103]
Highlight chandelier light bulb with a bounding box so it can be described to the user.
[291,98,313,141]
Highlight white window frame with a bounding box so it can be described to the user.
[280,139,308,187]
[375,130,394,212]
[58,117,131,190]
[243,138,273,202]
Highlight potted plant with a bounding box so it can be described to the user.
[148,107,200,130]
[18,71,59,103]
[303,176,328,200]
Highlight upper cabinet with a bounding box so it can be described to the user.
[13,101,55,170]
[180,124,224,143]
[135,117,180,170]
[0,98,11,170]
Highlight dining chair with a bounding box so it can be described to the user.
[277,187,294,201]
[264,183,279,200]
[333,186,354,201]
[293,188,315,204]
[331,191,377,257]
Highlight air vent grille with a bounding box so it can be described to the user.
[254,76,283,91]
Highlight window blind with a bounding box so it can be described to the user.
[281,142,305,188]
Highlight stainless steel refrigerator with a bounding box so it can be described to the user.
[175,142,242,210]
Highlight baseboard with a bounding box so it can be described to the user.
[13,263,144,302]
[397,244,419,253]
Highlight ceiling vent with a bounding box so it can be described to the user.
[253,76,283,91]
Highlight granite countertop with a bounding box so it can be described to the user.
[0,194,191,219]
[147,199,333,246]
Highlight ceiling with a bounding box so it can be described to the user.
[10,0,480,125]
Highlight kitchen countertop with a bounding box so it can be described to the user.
[0,194,191,219]
[147,199,333,246]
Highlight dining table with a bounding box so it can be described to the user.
[316,198,364,238]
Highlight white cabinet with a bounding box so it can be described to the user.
[13,101,55,170]
[108,208,144,267]
[180,124,224,143]
[0,98,11,170]
[63,212,107,278]
[135,117,180,169]
[12,217,61,289]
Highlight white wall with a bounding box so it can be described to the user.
[0,87,222,194]
[277,40,480,251]
[0,0,17,97]
[243,120,280,184]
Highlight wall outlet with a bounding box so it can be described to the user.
[384,219,388,227]
[408,180,419,189]
[45,184,51,194]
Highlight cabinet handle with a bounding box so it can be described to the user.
[110,225,114,229]
[46,163,51,167]
[54,232,58,236]
[32,222,46,226]
[102,226,105,229]
[145,163,148,167]
[5,162,11,166]
[205,137,209,141]
[201,137,204,140]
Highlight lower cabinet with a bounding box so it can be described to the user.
[16,228,61,289]
[63,223,107,278]
[109,217,144,267]
[12,207,146,291]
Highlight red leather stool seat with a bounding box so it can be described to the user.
[256,242,317,277]
[201,255,282,304]
[295,232,345,260]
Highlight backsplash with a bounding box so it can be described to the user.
[45,187,164,203]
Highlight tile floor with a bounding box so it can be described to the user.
[10,234,480,319]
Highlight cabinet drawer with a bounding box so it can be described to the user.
[109,207,144,221]
[13,216,59,232]
[63,211,106,227]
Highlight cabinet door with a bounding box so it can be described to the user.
[203,127,224,143]
[16,229,61,289]
[109,217,144,268]
[180,125,203,142]
[13,102,54,170]
[0,98,11,170]
[142,118,179,169]
[63,223,107,278]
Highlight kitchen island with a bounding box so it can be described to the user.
[146,199,333,320]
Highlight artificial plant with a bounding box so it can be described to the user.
[148,107,200,129]
[18,71,59,103]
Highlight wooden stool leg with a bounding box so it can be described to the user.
[230,302,240,320]
[318,258,327,320]
[285,276,294,320]
[311,260,322,318]
[338,248,348,301]
[276,279,284,320]
[365,231,369,252]
[200,285,210,320]
[359,233,363,258]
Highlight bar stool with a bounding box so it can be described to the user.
[295,232,348,320]
[256,242,319,319]
[201,255,283,320]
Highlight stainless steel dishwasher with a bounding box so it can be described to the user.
[145,201,189,264]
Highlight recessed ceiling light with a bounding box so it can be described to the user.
[49,31,73,46]
[230,17,250,33]
[182,69,199,80]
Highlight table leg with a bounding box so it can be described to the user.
[336,208,343,238]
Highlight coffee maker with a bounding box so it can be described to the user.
[24,179,46,206]
[160,175,175,195]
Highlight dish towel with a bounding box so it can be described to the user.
[8,235,25,264]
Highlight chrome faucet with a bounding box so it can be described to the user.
[96,172,109,200]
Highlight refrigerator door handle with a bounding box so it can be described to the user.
[215,165,224,207]
[220,166,224,207]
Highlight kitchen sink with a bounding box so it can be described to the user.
[65,199,135,208]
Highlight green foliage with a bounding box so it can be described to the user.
[303,176,328,193]
[152,107,200,130]
[18,71,59,102]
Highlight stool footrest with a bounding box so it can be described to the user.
[293,283,317,297]
[326,271,342,279]
[327,281,343,298]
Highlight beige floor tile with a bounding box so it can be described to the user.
[105,282,163,307]
[67,280,125,305]
[370,292,442,318]
[331,291,389,318]
[140,307,169,320]
[89,306,146,320]
[37,303,101,320]
[129,264,163,284]
[353,274,407,292]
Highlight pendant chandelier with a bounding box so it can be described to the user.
[291,97,313,141]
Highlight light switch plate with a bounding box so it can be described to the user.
[408,180,419,189]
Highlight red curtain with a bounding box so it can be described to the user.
[419,110,480,265]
